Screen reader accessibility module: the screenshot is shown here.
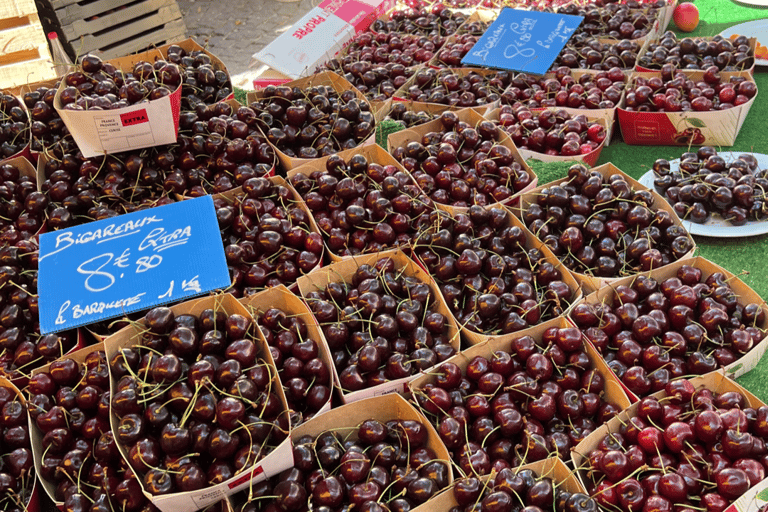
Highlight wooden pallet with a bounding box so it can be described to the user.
[53,0,177,26]
[60,4,186,59]
[0,3,56,88]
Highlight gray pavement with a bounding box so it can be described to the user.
[177,0,320,86]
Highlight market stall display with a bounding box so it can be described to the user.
[3,0,768,510]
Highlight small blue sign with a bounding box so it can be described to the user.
[460,8,584,75]
[38,196,230,334]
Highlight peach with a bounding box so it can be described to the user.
[673,3,700,32]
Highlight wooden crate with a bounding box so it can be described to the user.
[38,0,187,60]
[0,0,56,88]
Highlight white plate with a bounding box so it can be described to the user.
[730,0,768,6]
[719,19,768,66]
[638,151,768,238]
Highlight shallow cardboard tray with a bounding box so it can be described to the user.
[571,372,766,509]
[292,393,453,488]
[295,249,461,404]
[409,317,632,450]
[239,284,334,423]
[572,255,768,391]
[512,162,697,293]
[286,143,432,262]
[393,67,505,115]
[1,375,40,512]
[503,68,628,146]
[103,294,293,512]
[53,47,181,158]
[412,204,582,346]
[410,456,586,512]
[28,342,108,508]
[636,37,758,75]
[245,70,376,171]
[617,70,757,146]
[486,107,608,168]
[386,107,537,215]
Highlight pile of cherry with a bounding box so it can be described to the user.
[0,384,35,512]
[551,0,665,40]
[500,66,626,110]
[412,325,622,474]
[522,163,695,278]
[450,467,599,512]
[0,233,79,378]
[638,32,756,71]
[215,176,324,297]
[494,106,607,157]
[583,379,768,512]
[247,84,376,160]
[302,256,457,394]
[569,263,766,398]
[412,206,575,336]
[109,305,289,495]
[287,151,433,258]
[253,306,332,425]
[27,349,160,512]
[622,66,756,113]
[390,111,534,208]
[59,45,231,112]
[652,147,768,225]
[234,417,450,512]
[400,68,512,108]
[0,93,29,159]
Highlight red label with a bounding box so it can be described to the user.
[120,109,149,127]
[227,465,265,489]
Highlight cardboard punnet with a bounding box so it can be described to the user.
[53,48,182,159]
[252,0,396,80]
[572,372,765,504]
[103,294,294,512]
[501,68,628,146]
[291,393,453,487]
[295,249,462,404]
[386,107,537,215]
[245,70,377,171]
[617,70,757,146]
[412,204,582,346]
[409,317,632,456]
[570,256,768,393]
[239,284,335,424]
[286,143,434,262]
[28,342,109,509]
[393,67,507,115]
[636,37,758,76]
[206,176,324,281]
[485,107,609,168]
[2,375,40,512]
[512,162,697,293]
[410,457,586,512]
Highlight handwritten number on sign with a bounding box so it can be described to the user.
[136,255,162,273]
[77,254,116,292]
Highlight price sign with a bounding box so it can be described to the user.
[460,8,583,75]
[38,196,230,334]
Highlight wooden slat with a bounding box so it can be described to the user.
[0,55,56,89]
[0,0,38,19]
[54,0,176,26]
[89,19,187,60]
[61,2,182,39]
[0,16,48,55]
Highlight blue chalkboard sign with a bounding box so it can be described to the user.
[460,8,584,75]
[38,196,230,334]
